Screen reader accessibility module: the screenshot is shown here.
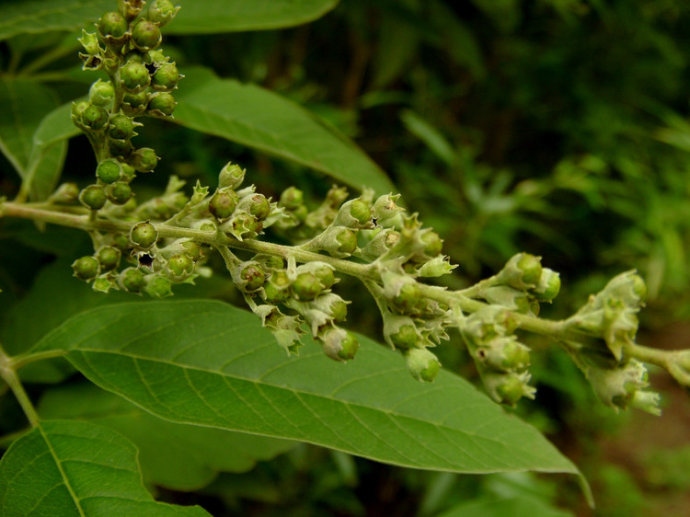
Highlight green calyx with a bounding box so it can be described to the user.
[148,92,176,116]
[335,228,357,255]
[108,114,136,140]
[152,62,180,90]
[130,221,158,249]
[89,79,115,107]
[147,0,179,26]
[120,61,151,92]
[218,163,245,189]
[119,267,146,292]
[168,254,194,279]
[264,271,291,303]
[349,199,371,225]
[72,256,100,280]
[145,275,173,298]
[131,147,159,172]
[81,104,108,129]
[421,231,443,257]
[98,11,127,38]
[239,263,266,292]
[321,328,359,361]
[107,181,133,205]
[390,324,419,350]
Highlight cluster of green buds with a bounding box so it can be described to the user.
[52,1,687,411]
[73,0,181,210]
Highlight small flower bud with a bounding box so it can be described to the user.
[71,100,90,122]
[392,283,420,314]
[292,272,322,301]
[405,348,441,382]
[238,263,266,292]
[501,253,543,289]
[130,221,158,249]
[330,299,348,323]
[97,246,122,271]
[119,267,146,292]
[97,11,128,38]
[209,189,239,219]
[533,268,561,302]
[145,275,173,298]
[72,256,100,280]
[107,182,133,205]
[130,147,159,172]
[279,187,303,210]
[92,277,116,293]
[89,79,115,107]
[391,324,419,350]
[218,163,245,189]
[49,183,80,204]
[349,199,371,225]
[96,159,122,184]
[494,373,534,406]
[79,185,107,210]
[147,0,179,26]
[131,20,162,50]
[81,104,108,130]
[168,254,194,279]
[243,194,271,220]
[120,61,151,92]
[421,231,443,256]
[108,113,136,140]
[152,62,180,90]
[148,92,176,116]
[122,91,149,115]
[321,328,359,361]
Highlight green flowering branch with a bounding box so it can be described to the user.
[1,0,689,419]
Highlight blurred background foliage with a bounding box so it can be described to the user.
[2,0,690,515]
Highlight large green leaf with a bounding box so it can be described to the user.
[0,78,70,199]
[34,300,586,489]
[39,384,296,491]
[0,419,209,516]
[0,0,111,41]
[174,68,394,194]
[167,0,339,34]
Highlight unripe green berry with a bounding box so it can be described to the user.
[313,265,335,289]
[72,256,100,280]
[209,189,239,219]
[392,283,420,313]
[293,272,322,301]
[71,100,90,121]
[495,375,527,406]
[349,200,371,225]
[119,267,145,292]
[390,324,418,350]
[239,263,266,292]
[501,341,530,370]
[147,0,178,26]
[120,61,151,92]
[517,253,542,286]
[132,20,162,50]
[148,92,176,116]
[98,11,127,38]
[108,138,133,158]
[145,275,173,298]
[406,348,441,382]
[130,221,158,249]
[81,104,108,129]
[335,228,357,255]
[79,185,107,210]
[97,246,121,271]
[330,300,348,323]
[218,163,245,189]
[337,332,359,361]
[534,269,561,302]
[152,62,180,90]
[421,231,443,257]
[123,90,149,109]
[130,147,159,172]
[89,80,115,108]
[96,159,121,184]
[181,241,203,261]
[264,271,291,303]
[107,182,133,205]
[246,194,270,220]
[108,113,136,140]
[168,254,194,279]
[49,183,80,204]
[321,328,359,361]
[279,186,303,210]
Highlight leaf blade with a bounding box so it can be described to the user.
[174,69,394,194]
[0,419,209,516]
[167,0,339,34]
[35,300,584,483]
